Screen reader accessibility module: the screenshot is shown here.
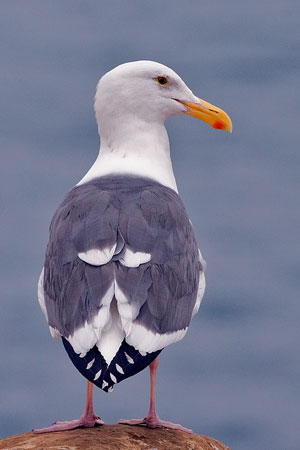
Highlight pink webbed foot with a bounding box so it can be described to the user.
[33,414,104,433]
[119,358,192,433]
[118,415,192,433]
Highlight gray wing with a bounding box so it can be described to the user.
[38,177,204,356]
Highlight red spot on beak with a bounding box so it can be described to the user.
[213,120,225,130]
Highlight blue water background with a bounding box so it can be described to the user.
[0,2,299,449]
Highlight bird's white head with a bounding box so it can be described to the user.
[95,60,196,126]
[78,61,232,190]
[94,60,232,134]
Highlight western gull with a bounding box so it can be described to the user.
[35,60,232,434]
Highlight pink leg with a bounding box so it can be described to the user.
[119,357,192,433]
[33,381,104,433]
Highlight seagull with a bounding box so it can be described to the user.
[35,60,232,434]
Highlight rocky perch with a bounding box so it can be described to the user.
[0,424,230,450]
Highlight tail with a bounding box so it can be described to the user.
[62,338,161,392]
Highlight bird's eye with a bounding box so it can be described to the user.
[156,76,168,86]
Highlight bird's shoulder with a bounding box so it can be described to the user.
[47,175,195,264]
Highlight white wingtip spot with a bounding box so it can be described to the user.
[110,373,117,383]
[94,369,102,381]
[124,352,134,364]
[102,380,108,389]
[108,386,114,392]
[86,358,95,370]
[116,364,124,374]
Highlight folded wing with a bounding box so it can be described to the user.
[38,176,204,364]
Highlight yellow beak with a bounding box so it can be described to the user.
[179,97,232,132]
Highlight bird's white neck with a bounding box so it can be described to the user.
[77,120,178,192]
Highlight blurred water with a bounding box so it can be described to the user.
[0,2,299,449]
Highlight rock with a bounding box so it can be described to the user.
[0,424,230,450]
